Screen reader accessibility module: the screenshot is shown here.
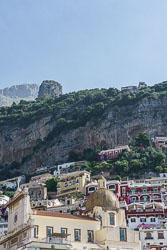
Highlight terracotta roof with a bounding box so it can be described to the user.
[35,210,97,221]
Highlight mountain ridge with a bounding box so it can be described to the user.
[0,83,39,106]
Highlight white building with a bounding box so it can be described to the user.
[139,223,167,250]
[126,202,164,230]
[0,196,9,206]
[0,207,8,237]
[53,161,87,177]
[47,197,85,215]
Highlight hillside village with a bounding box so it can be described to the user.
[0,133,167,249]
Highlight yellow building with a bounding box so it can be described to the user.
[0,175,141,250]
[56,171,90,197]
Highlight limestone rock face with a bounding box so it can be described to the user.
[0,84,39,106]
[0,84,39,98]
[38,80,62,98]
[0,91,167,175]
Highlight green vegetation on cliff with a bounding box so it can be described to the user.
[0,82,167,180]
[69,133,167,179]
[0,81,167,130]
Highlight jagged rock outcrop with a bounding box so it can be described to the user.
[0,84,39,106]
[0,89,167,176]
[38,80,62,98]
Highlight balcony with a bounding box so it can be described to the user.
[129,191,161,196]
[44,237,70,244]
[145,237,154,240]
[145,209,154,212]
[18,236,73,249]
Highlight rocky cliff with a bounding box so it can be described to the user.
[0,84,39,106]
[0,82,167,178]
[38,80,62,98]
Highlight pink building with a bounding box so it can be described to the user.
[98,145,130,161]
[155,137,167,148]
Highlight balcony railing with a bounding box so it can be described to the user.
[145,237,153,240]
[44,237,70,244]
[17,237,72,250]
[128,191,161,196]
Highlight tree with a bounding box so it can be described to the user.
[113,175,122,181]
[154,151,166,166]
[45,178,58,192]
[135,132,151,147]
[155,166,163,173]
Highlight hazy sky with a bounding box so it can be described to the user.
[0,0,167,93]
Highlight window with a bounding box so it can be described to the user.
[109,213,115,225]
[46,227,53,237]
[122,187,126,194]
[143,189,147,193]
[88,230,94,242]
[145,232,152,239]
[34,225,39,238]
[89,187,95,192]
[120,228,127,241]
[154,188,158,193]
[158,232,164,239]
[150,218,156,222]
[74,229,81,241]
[61,228,67,235]
[131,190,136,194]
[131,218,136,223]
[108,185,115,190]
[142,196,148,201]
[67,200,70,205]
[131,197,136,202]
[140,218,146,222]
[153,195,159,199]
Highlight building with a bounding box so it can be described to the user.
[0,176,141,250]
[0,207,8,237]
[30,173,53,184]
[98,145,130,161]
[135,174,167,185]
[56,171,90,198]
[0,196,9,206]
[155,137,167,148]
[47,196,85,215]
[85,180,121,198]
[0,196,9,237]
[20,183,47,201]
[84,175,141,249]
[120,181,166,206]
[139,223,167,250]
[53,161,87,177]
[31,199,63,210]
[147,244,167,250]
[126,202,165,230]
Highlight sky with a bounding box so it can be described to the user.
[0,0,167,93]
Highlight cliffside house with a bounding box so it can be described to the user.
[98,145,130,161]
[155,137,167,148]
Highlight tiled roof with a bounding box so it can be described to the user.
[35,210,97,221]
